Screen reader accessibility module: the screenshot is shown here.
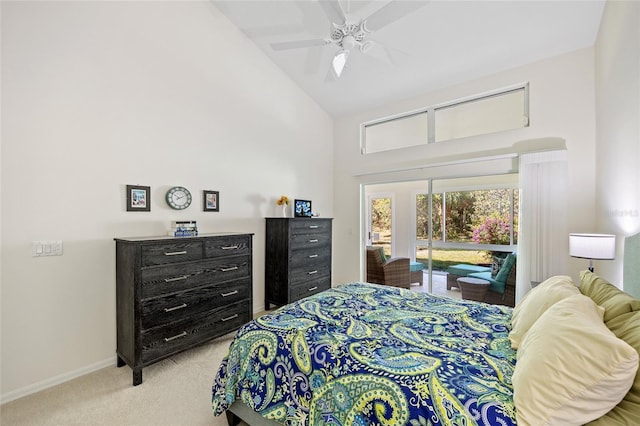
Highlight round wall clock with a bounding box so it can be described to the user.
[165,186,192,210]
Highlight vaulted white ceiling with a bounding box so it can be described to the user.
[213,0,606,117]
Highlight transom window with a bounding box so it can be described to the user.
[361,83,529,154]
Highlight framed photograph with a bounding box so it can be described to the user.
[294,199,312,217]
[126,185,150,212]
[203,190,219,212]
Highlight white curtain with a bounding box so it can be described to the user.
[516,150,569,302]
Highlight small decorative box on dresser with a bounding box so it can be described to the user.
[265,218,333,308]
[114,233,253,386]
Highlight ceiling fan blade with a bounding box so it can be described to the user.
[325,63,339,82]
[271,39,329,51]
[304,47,324,75]
[363,0,429,32]
[318,0,346,25]
[364,39,410,66]
[243,25,306,39]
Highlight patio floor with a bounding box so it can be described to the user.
[410,270,462,299]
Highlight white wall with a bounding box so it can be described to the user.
[0,1,333,401]
[333,48,598,286]
[594,0,640,288]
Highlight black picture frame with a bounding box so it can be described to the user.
[203,190,219,212]
[294,199,312,217]
[126,185,150,212]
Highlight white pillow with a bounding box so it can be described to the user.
[512,294,639,426]
[509,275,579,349]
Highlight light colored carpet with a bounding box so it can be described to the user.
[0,332,242,426]
[1,274,455,426]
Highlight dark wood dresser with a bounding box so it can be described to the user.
[265,218,332,308]
[114,233,253,385]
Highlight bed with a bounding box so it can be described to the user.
[212,273,640,426]
[212,282,517,425]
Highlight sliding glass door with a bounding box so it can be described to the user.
[363,174,519,295]
[414,175,519,293]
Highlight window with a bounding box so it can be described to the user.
[415,185,519,273]
[361,110,428,154]
[435,87,527,142]
[416,188,518,247]
[361,83,529,154]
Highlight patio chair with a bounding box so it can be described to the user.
[366,246,411,289]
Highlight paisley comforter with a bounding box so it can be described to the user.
[212,282,517,425]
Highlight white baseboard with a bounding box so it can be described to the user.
[1,357,115,405]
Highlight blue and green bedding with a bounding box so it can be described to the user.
[212,282,516,425]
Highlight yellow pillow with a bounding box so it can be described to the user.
[509,275,579,349]
[513,294,639,426]
[588,310,640,425]
[580,270,640,321]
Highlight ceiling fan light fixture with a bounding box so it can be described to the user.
[342,35,357,50]
[332,49,349,77]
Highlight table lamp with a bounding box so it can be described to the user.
[569,233,616,272]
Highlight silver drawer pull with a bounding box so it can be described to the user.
[221,290,238,297]
[221,314,239,322]
[221,245,239,250]
[308,254,318,258]
[308,286,318,292]
[164,275,188,283]
[308,270,318,275]
[308,239,319,243]
[164,303,187,313]
[164,251,187,256]
[164,331,187,342]
[309,225,319,229]
[221,266,239,272]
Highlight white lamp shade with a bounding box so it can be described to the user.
[569,233,616,260]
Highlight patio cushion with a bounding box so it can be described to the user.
[447,264,491,277]
[468,271,505,293]
[410,261,424,272]
[368,246,387,262]
[495,253,517,284]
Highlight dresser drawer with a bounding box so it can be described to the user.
[205,235,251,258]
[290,233,331,251]
[289,278,330,302]
[290,248,331,272]
[141,255,251,299]
[290,219,331,235]
[140,278,251,329]
[290,266,330,286]
[141,241,203,266]
[140,300,250,364]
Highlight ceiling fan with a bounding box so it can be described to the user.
[270,0,428,80]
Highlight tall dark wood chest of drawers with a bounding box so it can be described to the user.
[114,233,253,385]
[265,218,332,308]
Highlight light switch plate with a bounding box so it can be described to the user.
[33,240,63,257]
